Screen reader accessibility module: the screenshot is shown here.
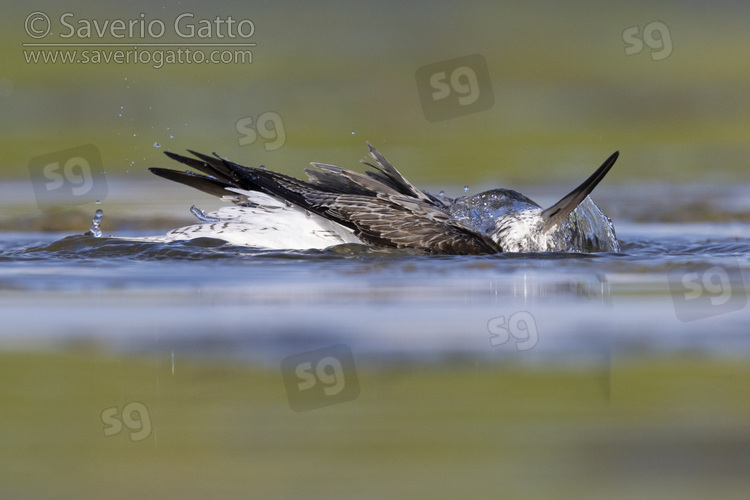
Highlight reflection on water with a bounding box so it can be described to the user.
[0,216,748,361]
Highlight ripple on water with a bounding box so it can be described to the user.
[0,221,748,361]
[2,226,749,263]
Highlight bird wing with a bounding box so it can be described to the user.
[361,142,450,207]
[325,193,501,254]
[150,145,494,254]
[541,151,619,231]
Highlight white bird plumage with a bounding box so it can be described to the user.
[131,143,620,254]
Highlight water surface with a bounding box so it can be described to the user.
[1,181,749,500]
[2,182,748,359]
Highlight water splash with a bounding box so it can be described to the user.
[89,209,103,238]
[189,205,241,223]
[190,205,222,222]
[449,193,619,252]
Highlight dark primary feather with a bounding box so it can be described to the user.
[148,168,233,199]
[362,142,434,203]
[164,150,235,183]
[305,162,401,197]
[541,151,619,230]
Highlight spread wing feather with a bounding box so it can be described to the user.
[149,145,498,254]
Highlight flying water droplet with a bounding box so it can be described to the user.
[153,142,161,148]
[189,205,237,223]
[190,205,220,222]
[463,186,470,193]
[89,208,103,238]
[439,191,445,197]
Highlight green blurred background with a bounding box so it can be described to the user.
[3,3,750,497]
[4,351,750,499]
[2,0,749,186]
